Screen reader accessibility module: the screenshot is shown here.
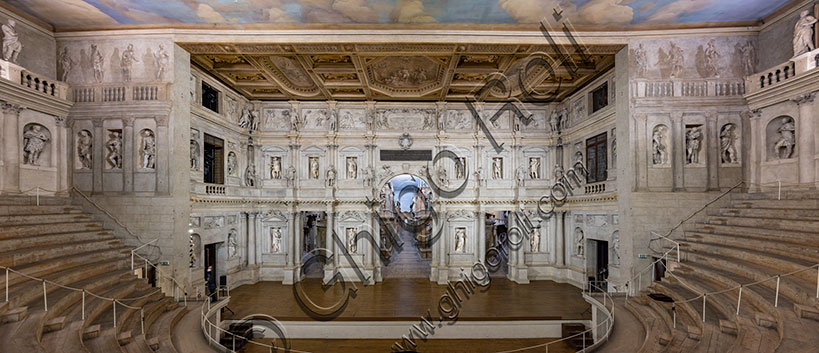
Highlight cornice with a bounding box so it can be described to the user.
[744,68,819,110]
[0,79,72,118]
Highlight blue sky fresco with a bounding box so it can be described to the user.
[7,0,794,28]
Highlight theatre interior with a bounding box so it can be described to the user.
[0,0,818,352]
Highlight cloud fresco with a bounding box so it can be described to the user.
[5,0,792,28]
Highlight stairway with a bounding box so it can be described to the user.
[0,195,189,353]
[624,191,819,353]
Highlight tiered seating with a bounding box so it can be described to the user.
[0,195,188,353]
[624,191,819,352]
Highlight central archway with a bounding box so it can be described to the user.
[378,174,434,279]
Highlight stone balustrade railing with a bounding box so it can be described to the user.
[0,59,69,100]
[205,184,226,195]
[584,182,606,195]
[70,83,169,103]
[745,48,819,95]
[631,78,745,98]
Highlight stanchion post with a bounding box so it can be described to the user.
[42,280,47,311]
[775,276,781,307]
[702,294,707,322]
[82,290,86,321]
[113,300,117,328]
[736,286,743,316]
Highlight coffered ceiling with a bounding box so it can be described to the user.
[183,42,621,102]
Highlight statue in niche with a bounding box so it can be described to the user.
[227,230,238,258]
[289,108,300,131]
[245,164,257,187]
[554,164,564,181]
[227,152,237,176]
[153,44,169,80]
[1,19,21,63]
[190,139,200,170]
[793,10,818,57]
[474,166,485,186]
[436,165,448,187]
[455,157,466,179]
[249,109,260,132]
[238,106,251,129]
[362,166,374,186]
[270,227,281,253]
[549,108,560,133]
[652,126,668,165]
[685,126,703,164]
[529,158,540,179]
[329,109,337,131]
[530,228,540,252]
[106,131,122,169]
[574,227,585,257]
[633,43,647,77]
[309,157,319,179]
[326,166,336,187]
[739,42,756,76]
[611,129,617,169]
[140,129,156,169]
[91,44,104,83]
[346,157,357,179]
[515,166,526,186]
[720,124,738,164]
[492,157,503,179]
[188,234,200,268]
[346,228,357,253]
[77,130,92,169]
[120,43,139,82]
[270,156,281,179]
[455,228,467,253]
[285,165,297,186]
[701,40,720,78]
[59,47,73,82]
[437,109,445,131]
[612,232,620,266]
[23,124,49,166]
[560,106,569,131]
[775,117,796,159]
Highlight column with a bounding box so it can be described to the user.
[325,209,335,276]
[672,113,684,191]
[286,211,295,268]
[92,119,103,193]
[795,93,816,185]
[2,103,23,193]
[54,116,69,193]
[555,211,565,266]
[156,115,169,194]
[747,110,762,191]
[247,212,257,266]
[123,117,134,193]
[477,211,486,265]
[705,111,719,190]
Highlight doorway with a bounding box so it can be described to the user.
[653,256,667,281]
[301,211,326,278]
[589,239,609,292]
[203,134,224,184]
[486,211,509,278]
[379,174,433,279]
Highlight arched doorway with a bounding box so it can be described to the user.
[378,174,433,278]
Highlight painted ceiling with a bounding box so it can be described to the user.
[7,0,792,29]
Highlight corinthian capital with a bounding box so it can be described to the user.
[793,92,816,105]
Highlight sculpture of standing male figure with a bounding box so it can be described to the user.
[106,131,122,169]
[140,130,156,169]
[23,124,48,166]
[153,44,169,80]
[91,44,104,83]
[120,43,139,82]
[2,19,21,63]
[793,10,818,57]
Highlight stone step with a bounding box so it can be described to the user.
[147,337,159,350]
[715,207,819,221]
[0,205,82,216]
[731,199,819,210]
[684,223,819,249]
[43,316,65,333]
[115,288,164,332]
[731,190,819,201]
[65,279,141,325]
[0,238,122,268]
[719,319,738,336]
[679,241,816,284]
[0,310,48,353]
[684,232,819,265]
[117,331,133,346]
[0,196,72,207]
[82,324,100,340]
[0,306,28,324]
[147,306,187,353]
[0,229,115,253]
[0,245,130,289]
[84,327,123,353]
[793,304,819,321]
[0,221,105,239]
[0,213,93,226]
[42,320,88,353]
[706,215,819,233]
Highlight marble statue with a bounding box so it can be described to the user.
[438,109,445,130]
[106,131,122,169]
[739,42,756,76]
[455,228,467,253]
[775,117,796,159]
[77,130,92,169]
[720,124,738,164]
[270,227,281,253]
[1,19,21,63]
[574,227,585,257]
[59,47,73,82]
[559,106,569,131]
[245,164,257,187]
[362,166,374,186]
[492,158,502,179]
[633,43,647,77]
[309,157,319,179]
[553,164,564,181]
[329,109,337,131]
[326,166,336,187]
[91,44,104,83]
[227,152,237,176]
[611,129,617,168]
[270,156,281,179]
[120,43,139,82]
[153,44,169,80]
[227,230,238,258]
[612,233,620,266]
[346,157,357,179]
[529,158,540,179]
[704,40,720,78]
[455,157,466,179]
[436,166,448,187]
[290,108,300,131]
[515,166,526,186]
[249,109,260,132]
[474,166,484,185]
[529,228,540,252]
[668,43,684,78]
[549,108,560,133]
[346,228,357,253]
[793,10,818,57]
[285,165,297,186]
[140,129,156,169]
[652,126,668,165]
[685,126,703,164]
[238,106,252,129]
[190,139,200,170]
[23,124,49,166]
